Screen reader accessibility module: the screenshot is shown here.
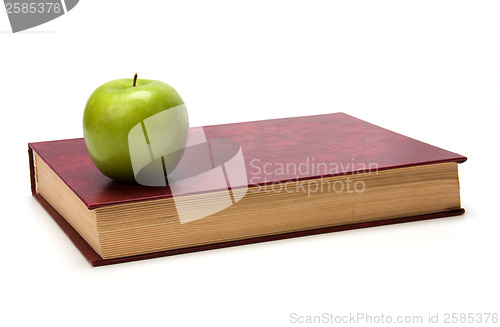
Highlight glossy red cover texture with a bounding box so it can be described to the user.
[29,112,466,210]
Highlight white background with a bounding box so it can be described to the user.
[1,1,499,326]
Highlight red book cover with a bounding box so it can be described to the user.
[28,112,467,266]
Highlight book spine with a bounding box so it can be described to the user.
[28,145,36,196]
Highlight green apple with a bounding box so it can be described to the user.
[83,74,189,184]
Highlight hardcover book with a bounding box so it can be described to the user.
[28,112,467,266]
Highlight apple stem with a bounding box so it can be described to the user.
[133,73,138,87]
